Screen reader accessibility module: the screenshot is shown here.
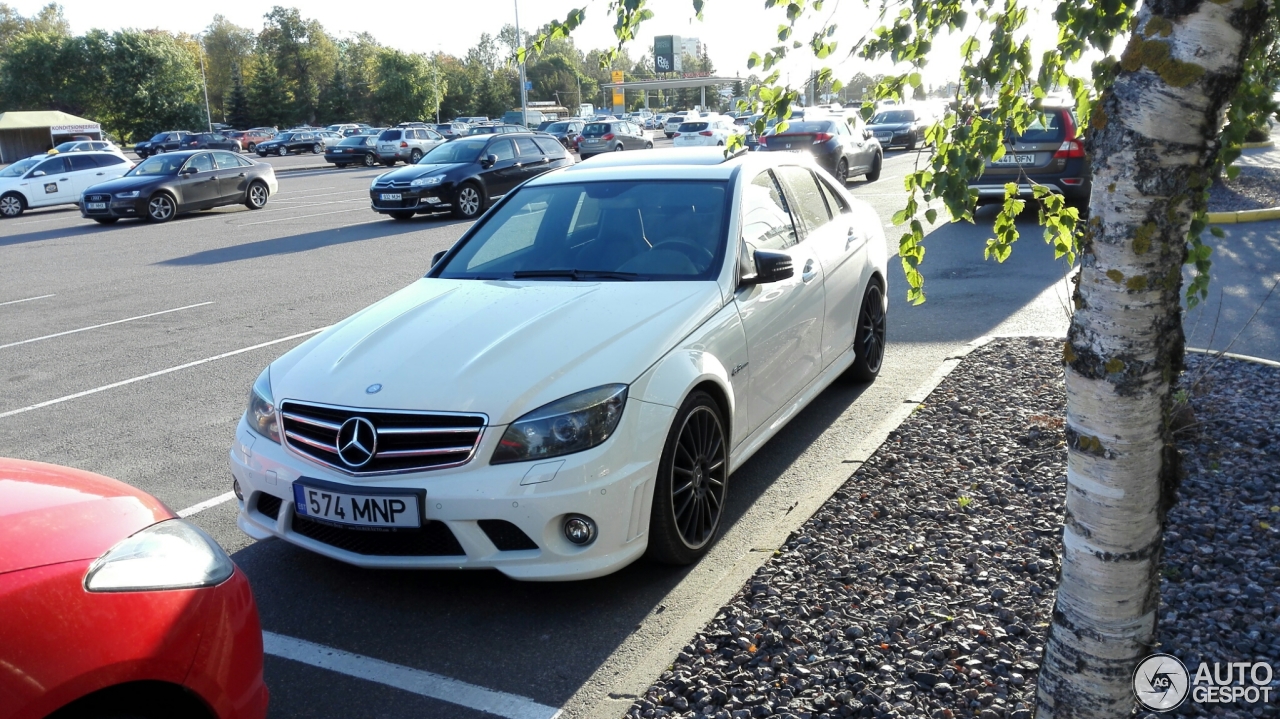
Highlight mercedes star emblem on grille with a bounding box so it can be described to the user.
[335,417,377,467]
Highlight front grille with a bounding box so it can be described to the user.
[256,493,282,520]
[279,400,485,475]
[291,514,465,556]
[478,520,539,551]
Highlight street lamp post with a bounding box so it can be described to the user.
[514,0,528,125]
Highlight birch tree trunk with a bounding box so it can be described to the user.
[1037,1,1270,716]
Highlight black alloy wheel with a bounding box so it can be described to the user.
[245,182,269,210]
[362,152,377,167]
[145,193,176,223]
[866,153,882,182]
[835,158,849,184]
[646,391,729,565]
[847,281,887,382]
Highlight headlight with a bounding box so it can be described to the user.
[246,367,280,443]
[84,519,234,592]
[115,191,139,198]
[492,384,627,464]
[410,175,445,187]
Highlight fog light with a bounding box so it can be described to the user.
[563,515,597,546]
[233,479,243,502]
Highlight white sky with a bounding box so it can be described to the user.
[14,0,1062,89]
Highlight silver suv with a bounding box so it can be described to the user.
[376,127,446,166]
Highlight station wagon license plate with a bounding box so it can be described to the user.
[86,202,106,210]
[994,154,1036,165]
[292,482,421,528]
[380,193,402,201]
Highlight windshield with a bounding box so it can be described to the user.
[422,138,487,164]
[870,110,915,124]
[127,155,184,176]
[0,157,39,178]
[436,181,729,281]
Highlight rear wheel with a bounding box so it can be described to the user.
[144,193,176,223]
[646,391,729,565]
[835,158,849,184]
[0,192,24,218]
[245,181,269,209]
[452,182,484,219]
[847,281,887,382]
[866,153,882,182]
[389,211,415,221]
[363,152,377,167]
[93,217,119,225]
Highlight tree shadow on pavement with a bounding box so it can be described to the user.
[155,215,471,266]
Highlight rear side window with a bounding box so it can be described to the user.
[532,137,565,156]
[378,130,402,141]
[514,137,542,157]
[774,166,832,233]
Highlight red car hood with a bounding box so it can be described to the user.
[0,458,174,575]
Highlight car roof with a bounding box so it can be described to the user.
[527,147,809,186]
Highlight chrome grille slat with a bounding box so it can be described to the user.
[279,400,486,475]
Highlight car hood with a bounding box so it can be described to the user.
[0,458,172,575]
[377,163,468,181]
[269,278,724,425]
[83,175,166,195]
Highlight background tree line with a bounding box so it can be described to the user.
[0,3,741,144]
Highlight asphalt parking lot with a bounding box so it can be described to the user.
[0,145,1078,718]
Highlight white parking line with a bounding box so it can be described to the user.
[0,327,325,419]
[178,491,235,517]
[0,302,213,350]
[263,632,561,719]
[235,207,367,227]
[0,294,55,307]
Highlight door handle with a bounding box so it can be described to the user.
[802,259,817,283]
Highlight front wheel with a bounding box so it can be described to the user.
[144,193,176,223]
[646,391,729,565]
[245,182,269,210]
[847,281,887,382]
[866,153,882,182]
[0,192,24,218]
[452,183,483,219]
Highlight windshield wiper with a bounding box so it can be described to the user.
[511,269,641,281]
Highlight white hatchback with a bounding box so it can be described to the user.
[0,152,133,218]
[672,117,745,147]
[230,148,888,580]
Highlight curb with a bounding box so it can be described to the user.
[568,334,1006,719]
[1206,207,1280,224]
[1186,346,1280,368]
[1240,139,1275,150]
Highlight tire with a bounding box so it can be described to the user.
[247,142,256,152]
[389,211,415,221]
[245,181,269,210]
[835,158,849,184]
[312,144,321,154]
[0,192,24,218]
[278,146,288,157]
[866,153,882,182]
[645,390,729,565]
[409,149,423,163]
[452,182,484,219]
[847,281,887,382]
[144,192,176,223]
[363,152,377,167]
[93,217,119,225]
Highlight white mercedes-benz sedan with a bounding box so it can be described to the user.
[230,148,888,581]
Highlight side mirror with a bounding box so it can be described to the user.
[481,154,498,168]
[431,250,447,267]
[742,249,794,286]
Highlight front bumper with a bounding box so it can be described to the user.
[229,398,675,581]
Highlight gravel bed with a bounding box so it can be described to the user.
[626,338,1280,719]
[1209,165,1280,212]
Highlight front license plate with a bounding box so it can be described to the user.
[995,154,1036,165]
[292,483,421,528]
[380,193,402,201]
[86,202,106,210]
